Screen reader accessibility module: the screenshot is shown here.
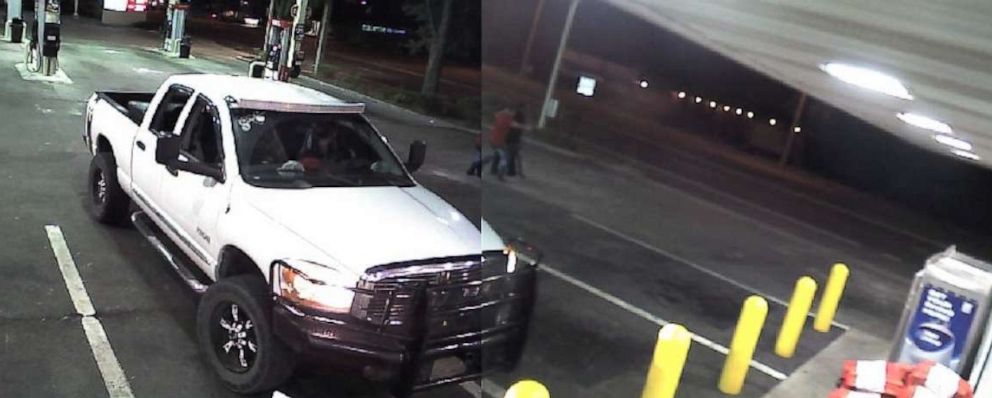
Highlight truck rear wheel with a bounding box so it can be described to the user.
[88,152,130,225]
[197,275,294,394]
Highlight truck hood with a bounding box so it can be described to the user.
[244,185,500,272]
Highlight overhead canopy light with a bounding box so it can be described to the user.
[934,134,972,151]
[951,149,980,161]
[897,112,952,134]
[678,91,687,99]
[821,62,913,100]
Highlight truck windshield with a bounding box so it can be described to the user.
[230,109,414,188]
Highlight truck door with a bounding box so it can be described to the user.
[131,84,193,215]
[160,94,232,273]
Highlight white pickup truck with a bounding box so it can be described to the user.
[83,74,538,396]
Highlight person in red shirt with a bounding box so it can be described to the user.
[468,107,517,180]
[488,107,523,180]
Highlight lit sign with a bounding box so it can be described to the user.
[361,24,408,35]
[104,0,147,12]
[576,75,597,97]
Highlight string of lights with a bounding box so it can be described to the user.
[673,91,798,132]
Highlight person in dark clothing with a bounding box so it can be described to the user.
[466,134,487,177]
[468,106,531,180]
[505,108,528,177]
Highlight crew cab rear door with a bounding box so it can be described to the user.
[131,84,194,212]
[159,94,232,274]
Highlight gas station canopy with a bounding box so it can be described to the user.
[605,0,992,168]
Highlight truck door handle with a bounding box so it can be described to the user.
[136,141,146,150]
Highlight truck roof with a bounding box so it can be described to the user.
[168,74,365,114]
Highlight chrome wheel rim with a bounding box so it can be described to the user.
[93,171,107,205]
[210,302,258,373]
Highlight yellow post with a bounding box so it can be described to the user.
[814,263,850,332]
[642,323,692,398]
[505,380,550,398]
[719,296,769,395]
[775,276,817,358]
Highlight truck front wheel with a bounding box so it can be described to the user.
[197,276,294,394]
[88,153,130,225]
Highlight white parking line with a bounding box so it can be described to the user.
[574,214,850,331]
[46,226,96,317]
[540,264,788,381]
[46,225,136,398]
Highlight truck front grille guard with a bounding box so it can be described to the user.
[354,253,508,331]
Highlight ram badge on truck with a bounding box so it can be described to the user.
[83,74,539,396]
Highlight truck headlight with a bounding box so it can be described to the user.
[272,260,357,314]
[504,246,518,273]
[505,239,542,270]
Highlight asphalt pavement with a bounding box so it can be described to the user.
[0,15,977,398]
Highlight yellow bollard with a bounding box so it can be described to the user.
[505,380,550,398]
[719,296,769,395]
[642,323,692,398]
[814,263,850,332]
[775,276,817,358]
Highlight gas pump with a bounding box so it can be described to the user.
[3,0,24,43]
[25,0,61,76]
[259,0,309,81]
[285,0,309,80]
[162,0,190,58]
[262,19,289,80]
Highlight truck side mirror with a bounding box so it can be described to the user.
[406,140,426,172]
[155,135,181,165]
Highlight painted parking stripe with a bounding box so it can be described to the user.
[540,264,789,381]
[46,225,136,398]
[46,225,97,317]
[574,214,851,331]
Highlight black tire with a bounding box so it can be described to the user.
[197,275,294,394]
[88,152,130,225]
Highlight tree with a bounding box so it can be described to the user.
[404,0,481,96]
[404,0,480,63]
[419,0,453,96]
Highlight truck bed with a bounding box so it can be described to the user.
[95,91,156,125]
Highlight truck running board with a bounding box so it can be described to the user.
[131,211,211,294]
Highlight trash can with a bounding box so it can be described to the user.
[178,36,191,59]
[10,19,24,44]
